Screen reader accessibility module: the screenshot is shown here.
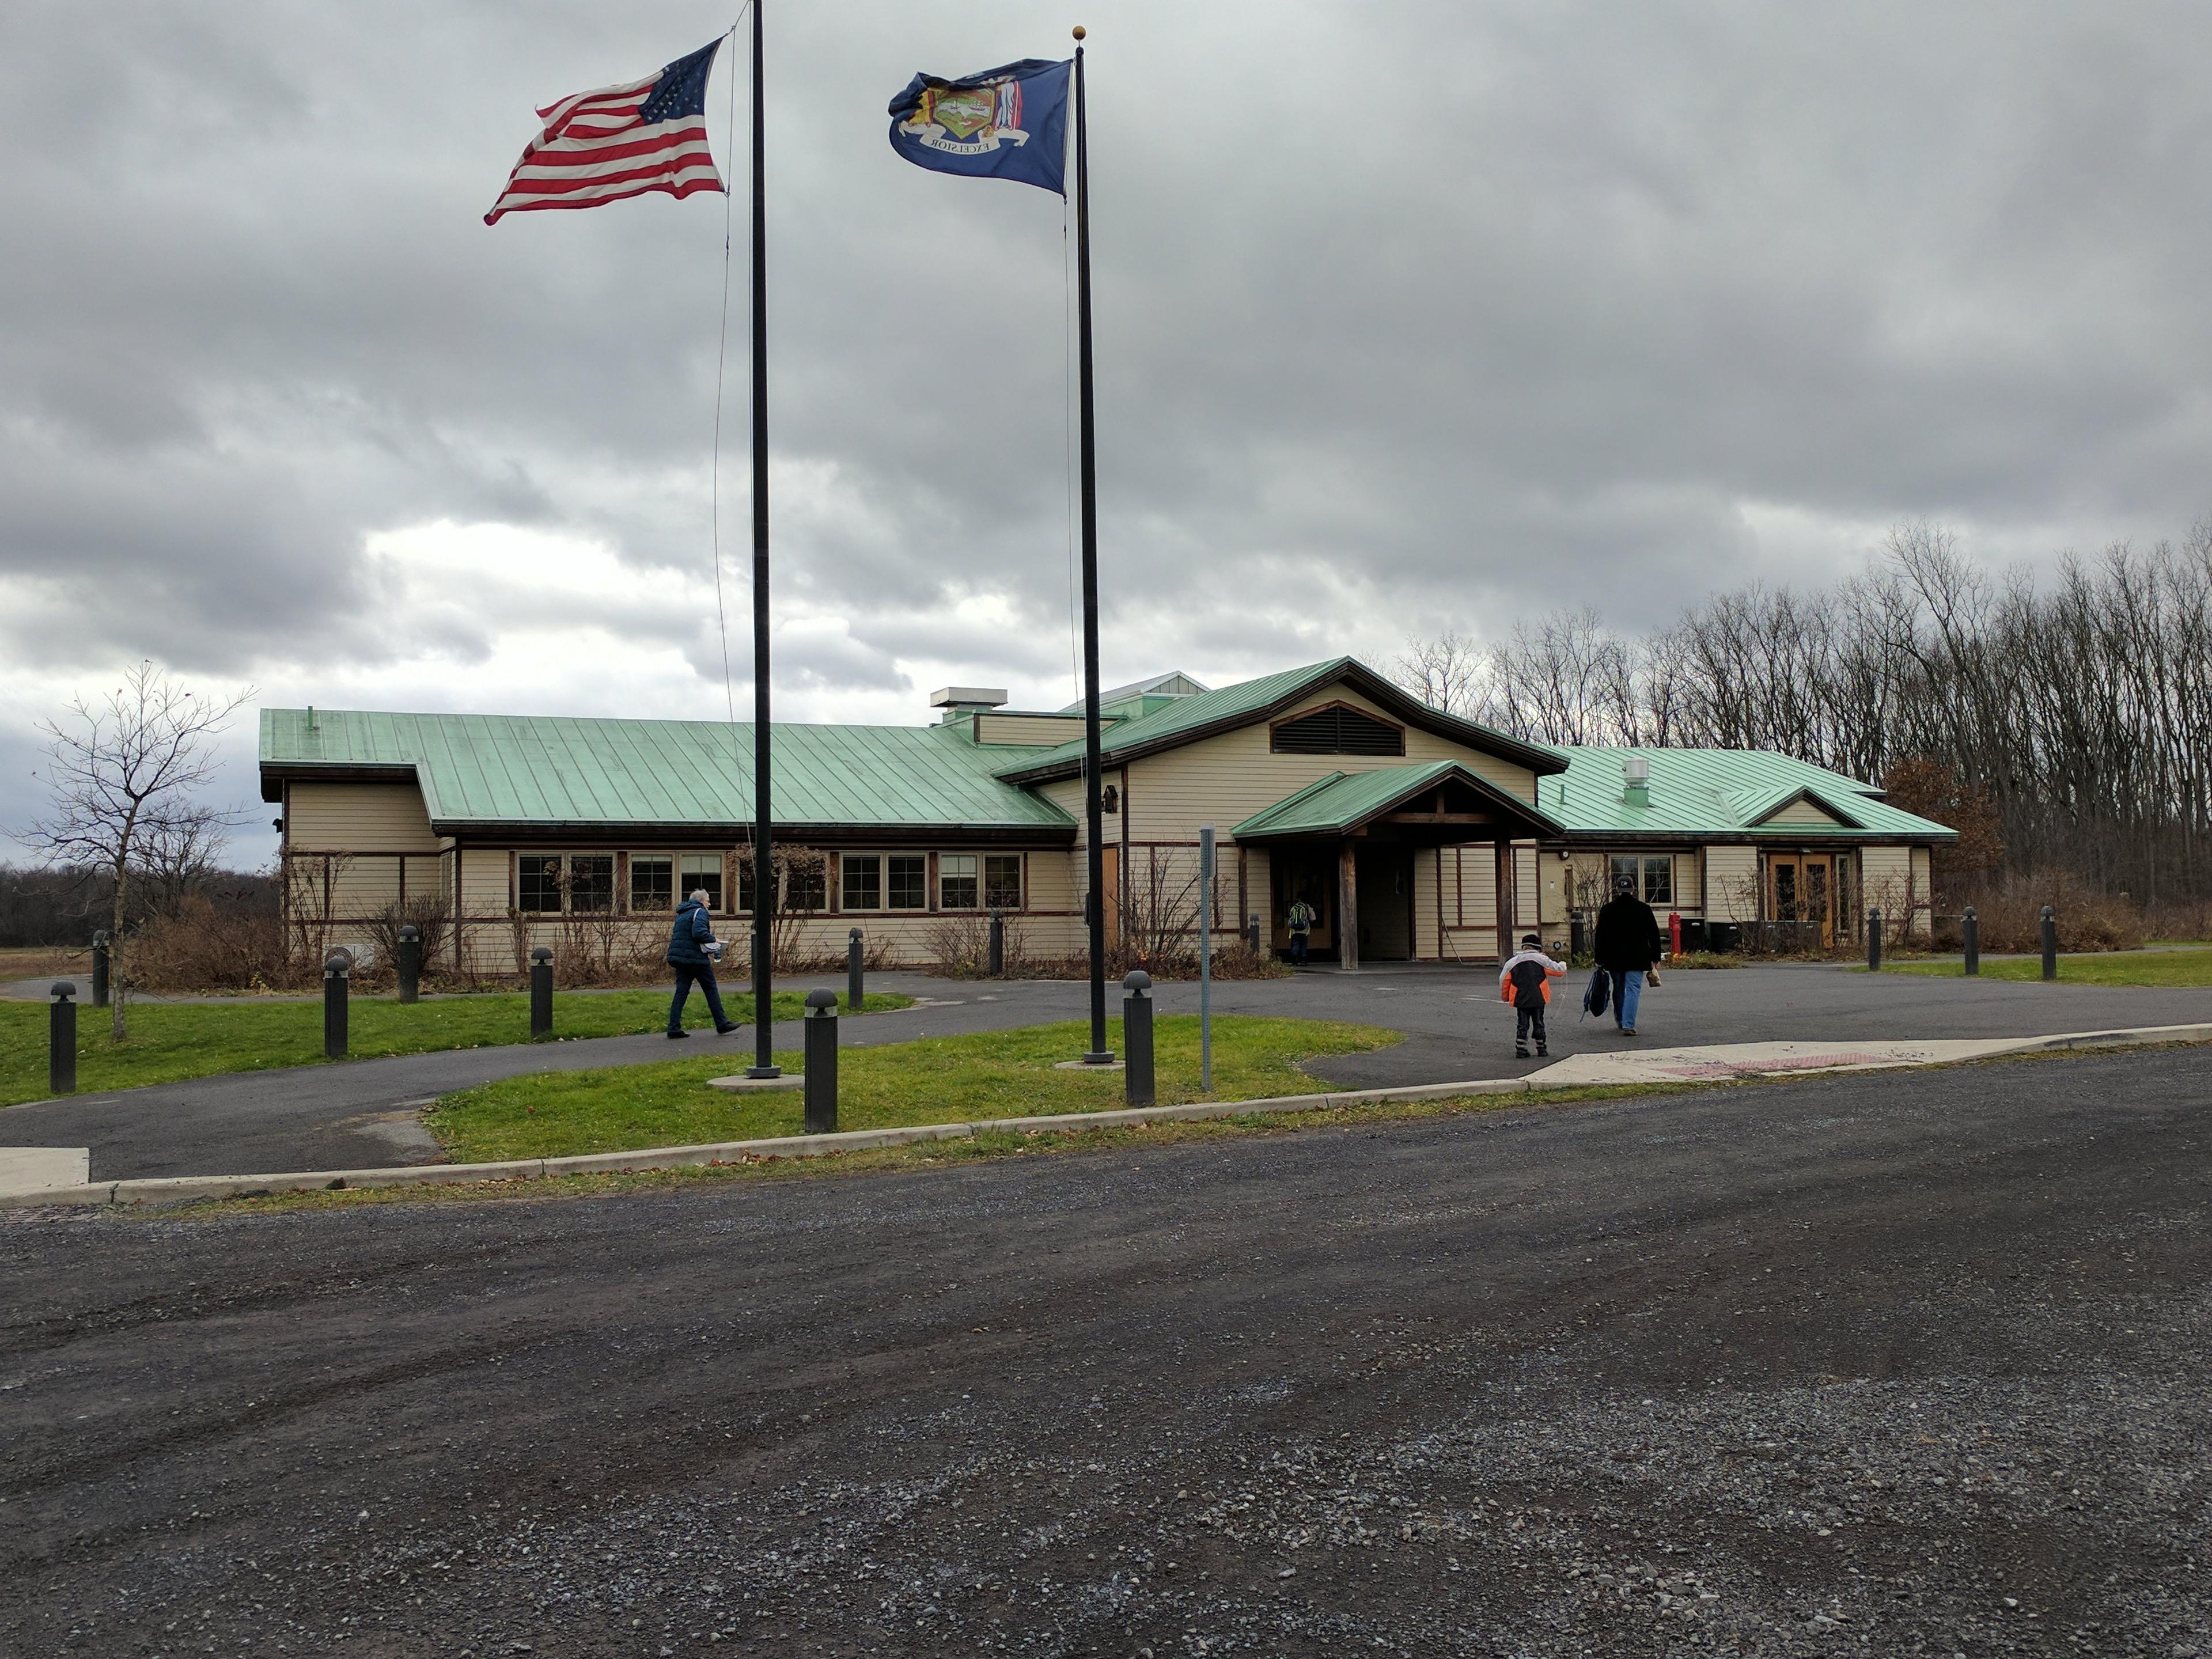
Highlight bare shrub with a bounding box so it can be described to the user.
[1965,869,2145,953]
[128,895,297,992]
[927,912,1039,979]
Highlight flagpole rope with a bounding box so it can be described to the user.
[1061,198,1081,706]
[710,7,751,729]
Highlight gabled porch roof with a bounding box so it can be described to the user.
[1232,760,1564,843]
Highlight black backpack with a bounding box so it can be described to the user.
[1582,969,1610,1020]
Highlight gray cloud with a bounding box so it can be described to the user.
[5,1,2211,861]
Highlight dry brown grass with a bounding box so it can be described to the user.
[0,944,90,980]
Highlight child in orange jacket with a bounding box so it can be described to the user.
[1498,933,1566,1058]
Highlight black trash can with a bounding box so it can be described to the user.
[1707,922,1742,955]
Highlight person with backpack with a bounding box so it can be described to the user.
[1593,872,1665,1036]
[1285,895,1317,967]
[1498,933,1566,1058]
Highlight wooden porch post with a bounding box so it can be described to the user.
[1494,839,1516,961]
[1338,840,1360,972]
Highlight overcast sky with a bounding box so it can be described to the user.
[5,2,2210,864]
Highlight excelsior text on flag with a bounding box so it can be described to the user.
[886,59,1070,196]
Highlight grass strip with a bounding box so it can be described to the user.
[189,1081,1681,1217]
[0,990,911,1107]
[1879,947,2212,987]
[425,1015,1400,1163]
[133,1034,2212,1221]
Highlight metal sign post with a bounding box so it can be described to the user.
[1199,823,1214,1093]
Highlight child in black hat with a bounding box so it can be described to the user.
[1498,933,1566,1058]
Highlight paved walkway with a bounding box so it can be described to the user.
[6,963,2210,1181]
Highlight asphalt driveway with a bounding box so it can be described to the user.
[2,1045,2206,1656]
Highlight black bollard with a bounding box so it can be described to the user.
[396,923,422,1005]
[1866,907,1882,972]
[988,908,1005,977]
[49,982,76,1096]
[323,950,350,1060]
[1962,905,1979,976]
[1247,912,1260,952]
[91,930,110,1008]
[847,927,865,1012]
[2041,905,2058,981]
[529,945,553,1038]
[1123,970,1155,1108]
[804,988,839,1134]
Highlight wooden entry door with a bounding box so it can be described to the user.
[1769,854,1836,948]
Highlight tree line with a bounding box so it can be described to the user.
[1396,522,2212,906]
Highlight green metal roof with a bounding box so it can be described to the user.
[996,657,1567,782]
[1543,747,1956,840]
[259,709,1074,833]
[1232,760,1566,840]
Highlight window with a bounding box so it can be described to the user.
[736,859,758,916]
[630,856,673,912]
[984,853,1024,910]
[785,860,827,914]
[569,854,613,913]
[940,854,978,910]
[681,853,724,912]
[888,854,927,910]
[518,855,562,914]
[1270,703,1404,756]
[1609,853,1672,904]
[843,854,881,911]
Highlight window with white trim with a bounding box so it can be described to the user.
[630,856,673,912]
[680,853,724,912]
[842,854,881,911]
[887,854,927,910]
[940,854,978,910]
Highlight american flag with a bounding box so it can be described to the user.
[484,39,725,225]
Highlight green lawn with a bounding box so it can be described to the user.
[1885,948,2212,987]
[0,990,910,1107]
[426,1014,1402,1164]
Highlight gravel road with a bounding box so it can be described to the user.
[3,1045,2207,1656]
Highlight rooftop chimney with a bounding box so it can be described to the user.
[1622,753,1650,809]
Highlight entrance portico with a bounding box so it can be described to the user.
[1233,761,1563,969]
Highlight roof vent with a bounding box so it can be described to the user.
[1623,753,1650,809]
[930,686,1007,721]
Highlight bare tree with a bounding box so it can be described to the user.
[1395,630,1490,719]
[25,662,251,1038]
[1392,516,2212,914]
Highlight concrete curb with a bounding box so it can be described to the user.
[9,1022,2209,1211]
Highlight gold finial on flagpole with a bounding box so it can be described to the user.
[1072,25,1086,39]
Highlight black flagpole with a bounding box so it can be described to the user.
[1073,30,1111,1065]
[747,0,779,1078]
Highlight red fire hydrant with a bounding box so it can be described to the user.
[1669,911,1683,957]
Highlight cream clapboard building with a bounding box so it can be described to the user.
[262,658,1955,971]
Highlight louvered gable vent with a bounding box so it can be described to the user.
[1270,703,1404,757]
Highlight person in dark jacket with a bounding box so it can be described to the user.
[1592,873,1664,1036]
[666,889,738,1038]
